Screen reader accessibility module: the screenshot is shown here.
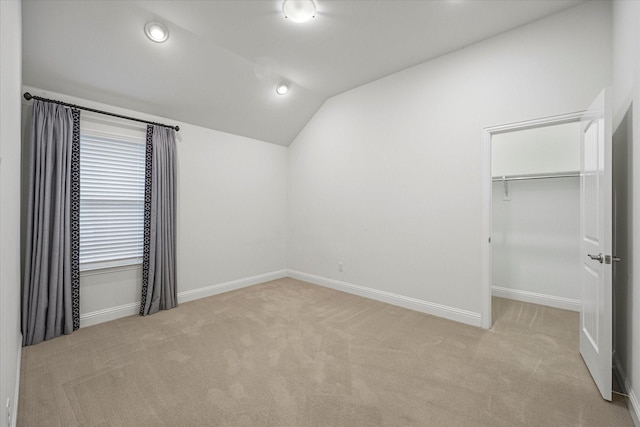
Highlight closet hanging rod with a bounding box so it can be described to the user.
[491,172,580,182]
[23,92,180,132]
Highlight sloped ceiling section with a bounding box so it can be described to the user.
[22,0,584,146]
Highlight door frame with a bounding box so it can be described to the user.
[480,111,585,329]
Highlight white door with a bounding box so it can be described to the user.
[579,89,612,401]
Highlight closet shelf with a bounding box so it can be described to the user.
[491,171,579,182]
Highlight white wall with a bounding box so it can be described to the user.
[491,122,580,177]
[491,178,581,310]
[0,1,22,426]
[612,1,640,424]
[22,87,288,326]
[287,1,611,326]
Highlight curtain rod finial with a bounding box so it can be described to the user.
[175,125,180,132]
[23,92,33,101]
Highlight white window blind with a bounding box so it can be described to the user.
[79,125,146,271]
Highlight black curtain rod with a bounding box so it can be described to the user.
[23,92,180,132]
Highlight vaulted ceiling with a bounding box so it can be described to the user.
[22,0,584,146]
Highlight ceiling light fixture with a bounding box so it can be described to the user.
[276,82,290,95]
[144,21,169,43]
[282,0,316,23]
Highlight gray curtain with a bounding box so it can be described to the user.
[140,125,177,315]
[22,100,80,346]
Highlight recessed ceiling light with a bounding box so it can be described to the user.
[276,82,290,95]
[282,0,316,23]
[144,21,169,43]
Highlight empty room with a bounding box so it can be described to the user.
[1,0,640,426]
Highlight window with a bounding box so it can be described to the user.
[79,115,146,271]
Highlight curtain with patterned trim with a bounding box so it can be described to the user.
[22,100,80,346]
[140,124,177,315]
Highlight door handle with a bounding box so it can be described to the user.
[588,253,603,263]
[588,254,622,264]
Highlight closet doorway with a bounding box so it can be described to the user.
[480,112,585,330]
[482,93,615,402]
[491,121,581,312]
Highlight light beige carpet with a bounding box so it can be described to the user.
[18,278,633,426]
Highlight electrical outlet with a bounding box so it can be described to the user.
[338,262,343,272]
[6,398,11,427]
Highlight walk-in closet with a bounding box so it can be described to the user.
[491,122,581,311]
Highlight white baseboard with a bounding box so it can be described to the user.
[12,334,21,427]
[80,269,288,327]
[80,302,140,328]
[614,352,640,427]
[287,270,482,327]
[491,286,580,312]
[177,270,287,303]
[628,385,640,427]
